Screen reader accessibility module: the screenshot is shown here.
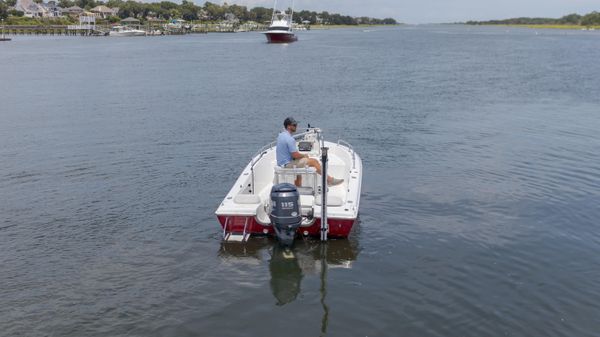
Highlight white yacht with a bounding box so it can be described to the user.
[264,1,297,43]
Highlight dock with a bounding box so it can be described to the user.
[0,23,268,37]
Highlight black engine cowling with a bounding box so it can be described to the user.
[269,183,301,246]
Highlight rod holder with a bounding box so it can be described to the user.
[321,147,329,241]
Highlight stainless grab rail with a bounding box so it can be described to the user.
[337,139,356,170]
[251,141,276,167]
[250,141,275,194]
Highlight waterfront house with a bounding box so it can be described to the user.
[218,12,239,31]
[15,0,49,18]
[42,1,62,17]
[198,9,209,21]
[62,6,84,18]
[224,12,239,23]
[90,5,118,19]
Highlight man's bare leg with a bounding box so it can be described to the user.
[306,158,335,184]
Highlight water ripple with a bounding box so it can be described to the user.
[1,27,600,337]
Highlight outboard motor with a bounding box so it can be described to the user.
[269,183,301,246]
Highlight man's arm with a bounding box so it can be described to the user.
[291,151,307,159]
[287,136,307,159]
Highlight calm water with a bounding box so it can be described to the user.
[1,26,600,337]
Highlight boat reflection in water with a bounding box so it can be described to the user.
[219,238,359,306]
[269,244,302,305]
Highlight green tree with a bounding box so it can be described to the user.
[228,4,247,21]
[154,1,176,19]
[357,16,371,24]
[249,6,270,23]
[159,1,177,11]
[169,8,180,19]
[0,1,8,21]
[145,3,165,19]
[106,0,123,8]
[581,11,600,26]
[108,15,120,23]
[76,0,96,10]
[320,11,330,24]
[294,10,319,24]
[180,0,199,21]
[58,0,74,8]
[5,0,16,6]
[203,1,224,20]
[118,0,143,18]
[560,13,581,24]
[9,9,24,17]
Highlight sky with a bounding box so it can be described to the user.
[214,0,600,24]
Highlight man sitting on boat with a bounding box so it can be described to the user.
[276,117,344,187]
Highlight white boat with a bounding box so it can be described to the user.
[108,25,146,37]
[264,1,298,43]
[215,127,362,245]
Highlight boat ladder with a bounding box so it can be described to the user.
[222,216,251,243]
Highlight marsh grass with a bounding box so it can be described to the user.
[501,24,600,30]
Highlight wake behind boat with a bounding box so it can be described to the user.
[215,127,362,245]
[264,1,297,43]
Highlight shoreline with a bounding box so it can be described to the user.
[466,24,600,30]
[308,24,402,30]
[0,23,402,37]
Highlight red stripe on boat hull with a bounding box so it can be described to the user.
[217,215,355,238]
[265,33,298,43]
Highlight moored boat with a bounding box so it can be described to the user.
[215,127,362,245]
[264,2,297,43]
[108,25,146,37]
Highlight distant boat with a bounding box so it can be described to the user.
[264,1,297,43]
[108,25,146,37]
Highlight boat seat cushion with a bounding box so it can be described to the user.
[234,194,261,204]
[315,195,344,207]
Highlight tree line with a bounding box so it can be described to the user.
[0,0,397,25]
[1,0,11,20]
[465,11,600,26]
